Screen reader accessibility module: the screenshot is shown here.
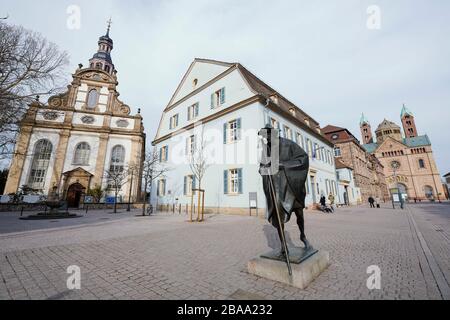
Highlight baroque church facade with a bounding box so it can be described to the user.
[4,25,145,207]
[361,106,444,201]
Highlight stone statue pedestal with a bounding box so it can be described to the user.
[248,248,330,289]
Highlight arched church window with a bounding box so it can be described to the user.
[110,145,125,172]
[87,89,99,109]
[28,139,53,190]
[73,142,90,165]
[104,65,110,73]
[95,62,102,69]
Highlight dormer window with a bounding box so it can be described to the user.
[289,108,296,116]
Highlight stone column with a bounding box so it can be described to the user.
[92,133,109,188]
[4,126,33,194]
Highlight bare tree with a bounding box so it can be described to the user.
[0,21,69,159]
[141,148,169,216]
[104,167,128,214]
[189,126,210,221]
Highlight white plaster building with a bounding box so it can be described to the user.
[4,25,145,207]
[152,59,337,214]
[335,159,361,206]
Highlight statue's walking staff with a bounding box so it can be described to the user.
[266,168,292,276]
[263,122,292,276]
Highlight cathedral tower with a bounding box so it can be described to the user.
[401,104,418,138]
[360,113,373,144]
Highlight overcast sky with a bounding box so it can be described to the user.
[2,0,449,176]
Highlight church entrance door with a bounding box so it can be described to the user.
[67,183,85,208]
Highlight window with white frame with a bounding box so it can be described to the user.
[334,147,341,157]
[28,139,53,190]
[157,179,166,196]
[211,87,225,108]
[73,142,90,165]
[169,114,179,129]
[160,146,169,162]
[306,139,312,157]
[270,118,278,129]
[184,175,196,195]
[187,103,199,121]
[296,132,304,149]
[224,168,242,194]
[225,119,241,143]
[284,126,292,140]
[186,135,196,155]
[229,169,240,194]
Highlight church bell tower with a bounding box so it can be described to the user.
[401,104,418,138]
[88,19,115,75]
[360,113,373,144]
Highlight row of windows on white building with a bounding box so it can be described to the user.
[27,139,126,190]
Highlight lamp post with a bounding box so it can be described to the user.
[127,168,134,212]
[391,161,404,210]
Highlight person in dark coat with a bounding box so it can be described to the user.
[259,125,310,251]
[368,196,375,208]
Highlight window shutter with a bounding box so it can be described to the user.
[223,170,228,194]
[165,146,169,162]
[195,103,199,117]
[159,149,162,162]
[175,115,179,127]
[211,93,215,109]
[220,87,226,104]
[183,176,187,195]
[236,118,242,140]
[223,123,227,144]
[237,169,243,194]
[169,118,172,130]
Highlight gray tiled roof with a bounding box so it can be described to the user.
[362,134,431,153]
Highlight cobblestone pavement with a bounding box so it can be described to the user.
[0,203,448,300]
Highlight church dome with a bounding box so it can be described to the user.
[376,119,401,132]
[375,119,402,143]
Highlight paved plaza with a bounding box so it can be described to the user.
[0,203,449,300]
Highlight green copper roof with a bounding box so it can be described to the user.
[362,135,431,153]
[401,104,413,118]
[360,113,369,126]
[404,135,431,147]
[362,143,378,153]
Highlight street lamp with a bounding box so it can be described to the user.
[391,161,404,210]
[127,167,134,212]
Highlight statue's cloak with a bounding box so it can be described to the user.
[261,137,309,226]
